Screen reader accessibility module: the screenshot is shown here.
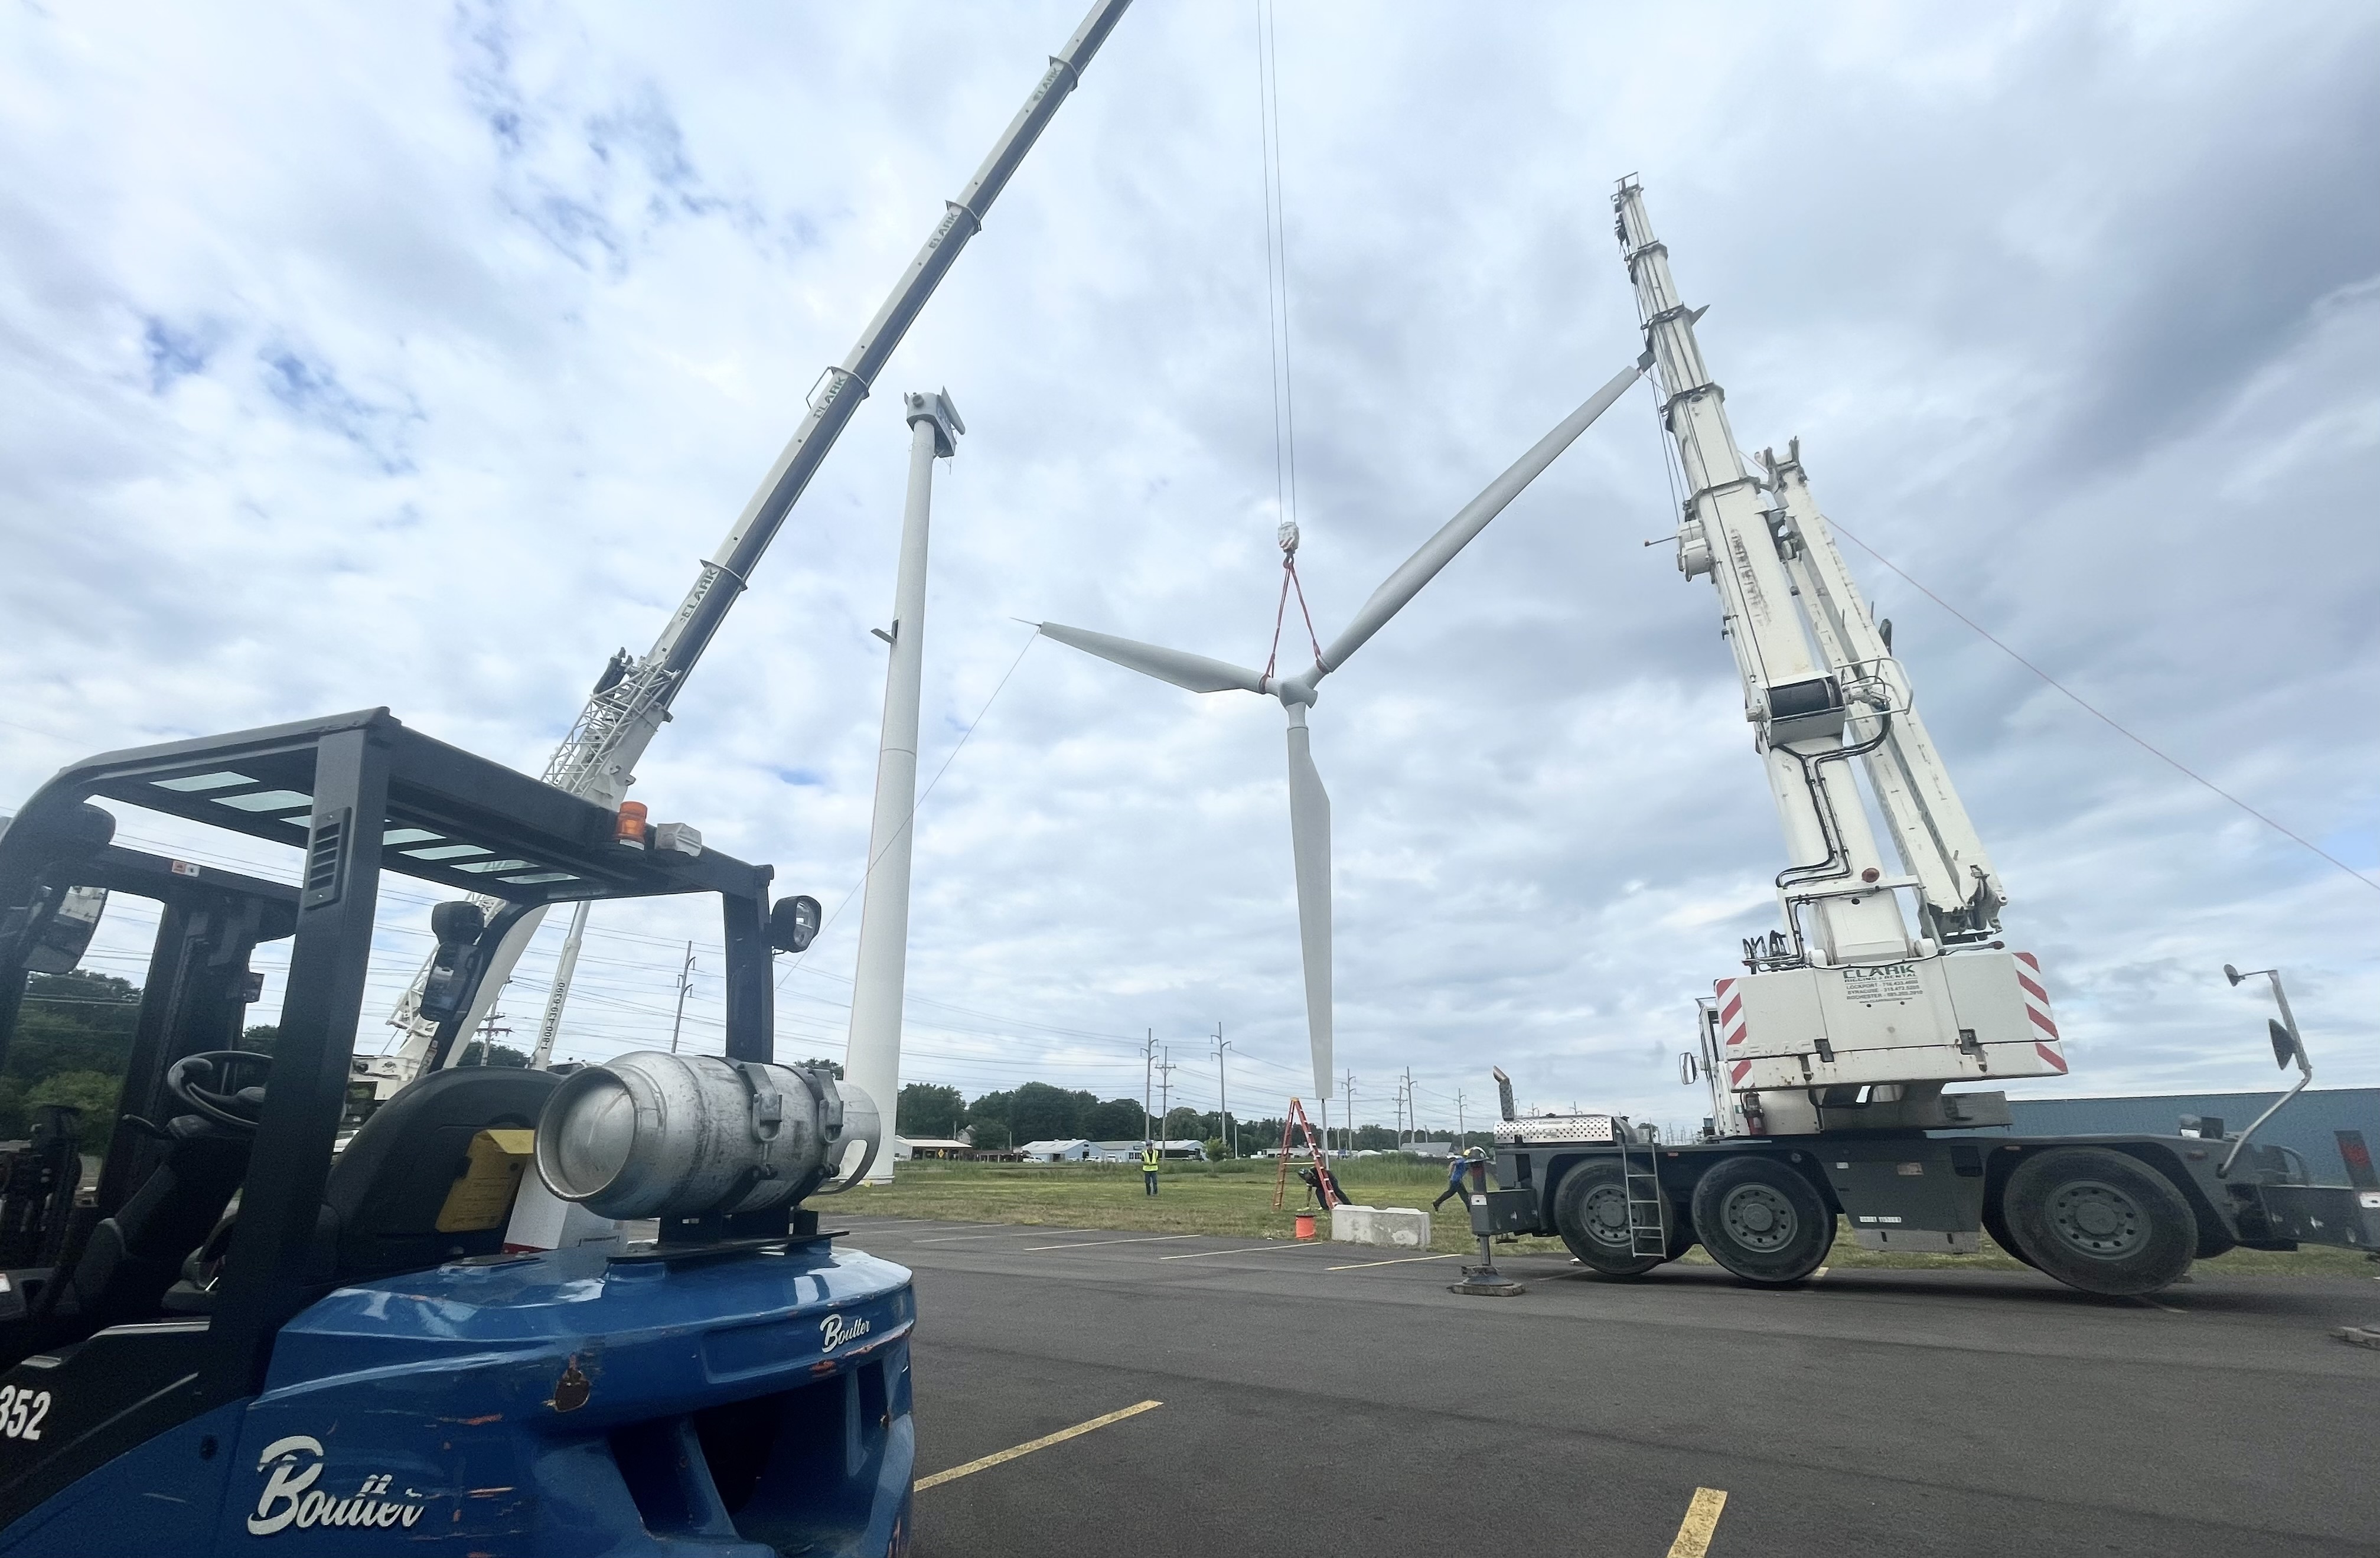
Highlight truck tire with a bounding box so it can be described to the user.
[1981,1194,2036,1269]
[2000,1147,2196,1296]
[1690,1156,1833,1286]
[1553,1162,1664,1277]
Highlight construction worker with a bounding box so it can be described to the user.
[1141,1141,1161,1195]
[1432,1149,1476,1211]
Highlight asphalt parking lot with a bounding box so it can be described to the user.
[834,1214,2380,1558]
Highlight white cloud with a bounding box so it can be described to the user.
[3,1,2375,1137]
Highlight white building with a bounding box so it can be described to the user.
[1016,1138,1094,1162]
[892,1136,972,1162]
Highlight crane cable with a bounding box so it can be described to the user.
[1828,522,2379,897]
[1255,5,1301,553]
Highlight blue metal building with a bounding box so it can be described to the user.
[1973,1087,2380,1175]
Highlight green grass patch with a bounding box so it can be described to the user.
[846,1159,2380,1275]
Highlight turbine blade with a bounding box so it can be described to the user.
[1317,357,1646,672]
[1036,622,1268,695]
[1286,718,1332,1100]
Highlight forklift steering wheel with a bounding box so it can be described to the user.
[166,1051,274,1134]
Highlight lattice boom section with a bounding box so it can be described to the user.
[1494,1113,1617,1144]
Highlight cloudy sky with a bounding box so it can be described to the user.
[4,1,2375,1136]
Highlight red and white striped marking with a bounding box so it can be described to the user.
[1715,979,1752,1084]
[2014,951,2066,1073]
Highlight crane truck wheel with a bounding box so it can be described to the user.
[1553,1161,1665,1277]
[1999,1146,2197,1296]
[1689,1156,1833,1286]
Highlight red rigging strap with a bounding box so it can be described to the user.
[1260,549,1325,686]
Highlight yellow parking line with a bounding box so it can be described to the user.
[1156,1242,1326,1262]
[1022,1234,1200,1251]
[1326,1252,1460,1271]
[914,1400,1163,1491]
[1665,1487,1727,1557]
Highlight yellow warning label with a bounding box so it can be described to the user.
[436,1127,535,1233]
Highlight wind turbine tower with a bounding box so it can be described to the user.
[846,390,964,1183]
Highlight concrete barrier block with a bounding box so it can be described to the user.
[1330,1204,1432,1249]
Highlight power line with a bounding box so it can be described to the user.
[781,628,1041,986]
[1828,521,2380,896]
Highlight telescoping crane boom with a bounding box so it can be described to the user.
[1612,176,2063,1139]
[364,0,1134,1094]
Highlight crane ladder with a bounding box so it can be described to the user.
[1619,1129,1668,1257]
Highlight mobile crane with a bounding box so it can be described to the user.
[1469,179,2380,1298]
[360,0,1133,1100]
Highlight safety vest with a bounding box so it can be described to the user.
[1141,1146,1160,1172]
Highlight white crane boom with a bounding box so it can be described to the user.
[1613,177,2064,1136]
[367,1,1134,1093]
[1760,444,2007,944]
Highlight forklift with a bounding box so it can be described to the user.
[0,709,912,1554]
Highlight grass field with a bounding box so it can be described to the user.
[842,1158,2380,1275]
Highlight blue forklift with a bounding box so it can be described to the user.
[0,709,914,1554]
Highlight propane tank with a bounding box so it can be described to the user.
[534,1052,881,1221]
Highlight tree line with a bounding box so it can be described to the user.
[895,1079,1491,1155]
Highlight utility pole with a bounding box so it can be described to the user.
[1342,1069,1355,1157]
[668,941,696,1054]
[466,1005,512,1067]
[1142,1028,1156,1146]
[1212,1026,1233,1159]
[845,389,964,1183]
[1456,1090,1466,1148]
[1156,1048,1178,1154]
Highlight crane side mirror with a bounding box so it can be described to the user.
[770,895,822,955]
[2223,963,2245,987]
[1678,1051,1699,1086]
[2270,1019,2303,1071]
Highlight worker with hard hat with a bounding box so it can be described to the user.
[1433,1148,1484,1211]
[1141,1141,1161,1195]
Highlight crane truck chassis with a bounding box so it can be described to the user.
[1473,1086,2380,1296]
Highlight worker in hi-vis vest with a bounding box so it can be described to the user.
[1141,1142,1161,1196]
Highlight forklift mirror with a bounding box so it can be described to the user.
[2269,1019,2302,1071]
[431,900,486,948]
[769,895,822,954]
[418,901,490,1026]
[21,885,108,976]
